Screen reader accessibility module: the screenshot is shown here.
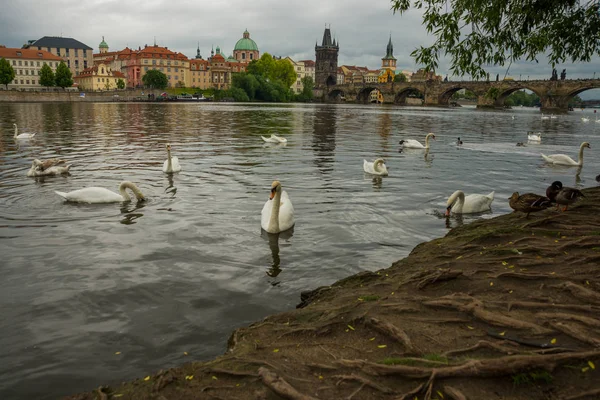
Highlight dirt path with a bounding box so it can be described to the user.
[66,188,600,400]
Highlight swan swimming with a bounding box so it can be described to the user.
[541,115,550,120]
[541,142,590,166]
[445,190,495,215]
[261,134,287,144]
[27,158,71,177]
[363,158,388,176]
[582,117,590,123]
[162,143,182,173]
[13,123,36,139]
[261,180,295,234]
[55,181,146,204]
[527,131,541,141]
[399,132,436,149]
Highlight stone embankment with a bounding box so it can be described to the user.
[67,188,600,400]
[0,90,147,103]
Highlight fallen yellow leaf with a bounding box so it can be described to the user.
[377,345,387,348]
[508,265,515,269]
[185,375,194,380]
[467,326,474,330]
[212,376,218,380]
[499,331,506,336]
[564,251,568,255]
[114,351,121,355]
[183,351,188,356]
[586,281,590,285]
[236,383,240,387]
[550,272,556,275]
[347,325,355,331]
[319,375,323,380]
[437,390,445,398]
[509,290,514,294]
[490,282,494,286]
[551,338,557,344]
[502,261,508,266]
[114,395,123,398]
[561,236,567,239]
[589,361,596,370]
[273,349,279,353]
[582,367,590,373]
[554,240,559,243]
[144,376,150,381]
[456,256,463,260]
[391,292,395,295]
[369,337,375,341]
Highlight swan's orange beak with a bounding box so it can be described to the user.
[445,206,451,217]
[269,188,276,200]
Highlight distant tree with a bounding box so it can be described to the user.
[104,80,111,91]
[394,73,407,82]
[296,76,314,102]
[232,72,260,99]
[142,69,168,89]
[39,64,55,87]
[116,78,125,90]
[227,87,250,102]
[0,57,16,89]
[391,0,600,79]
[54,62,73,89]
[272,59,297,88]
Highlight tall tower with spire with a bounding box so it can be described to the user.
[195,42,202,59]
[315,25,339,88]
[381,35,397,71]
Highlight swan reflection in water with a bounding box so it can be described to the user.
[261,227,294,282]
[120,202,146,225]
[165,174,177,196]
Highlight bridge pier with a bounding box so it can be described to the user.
[540,95,570,114]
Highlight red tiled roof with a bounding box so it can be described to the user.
[0,47,62,61]
[300,60,315,67]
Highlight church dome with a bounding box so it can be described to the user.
[234,30,259,51]
[99,36,108,49]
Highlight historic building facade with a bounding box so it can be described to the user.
[73,62,127,90]
[378,36,397,83]
[23,36,93,76]
[118,43,190,88]
[233,30,259,62]
[0,45,63,89]
[315,27,339,88]
[285,57,316,93]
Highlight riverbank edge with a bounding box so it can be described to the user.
[65,187,600,400]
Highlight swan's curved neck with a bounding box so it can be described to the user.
[268,189,282,232]
[166,148,173,172]
[425,135,431,149]
[578,145,585,164]
[452,192,465,212]
[119,182,144,201]
[13,125,17,138]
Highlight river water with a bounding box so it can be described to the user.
[0,102,598,399]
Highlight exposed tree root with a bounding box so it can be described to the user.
[208,368,259,377]
[333,373,394,394]
[276,327,318,339]
[424,294,551,334]
[505,301,600,313]
[364,317,417,353]
[306,362,337,371]
[536,312,600,328]
[444,385,468,400]
[396,382,425,400]
[486,331,569,350]
[488,271,566,280]
[550,282,600,304]
[230,357,279,371]
[258,367,317,400]
[416,269,463,290]
[563,388,600,400]
[549,322,600,347]
[443,340,520,357]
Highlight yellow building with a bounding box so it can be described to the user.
[0,45,63,89]
[73,62,126,90]
[284,57,316,93]
[378,36,397,83]
[23,36,93,76]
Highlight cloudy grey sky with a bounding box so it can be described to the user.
[1,0,599,95]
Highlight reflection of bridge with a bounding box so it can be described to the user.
[316,79,600,113]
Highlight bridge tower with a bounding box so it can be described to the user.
[315,26,339,89]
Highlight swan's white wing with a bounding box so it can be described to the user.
[541,153,577,165]
[272,135,287,143]
[55,187,123,203]
[363,160,374,174]
[278,191,295,232]
[261,136,276,143]
[261,198,272,231]
[402,139,424,149]
[462,193,494,213]
[170,156,182,172]
[16,133,36,139]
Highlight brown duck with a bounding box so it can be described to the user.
[546,181,563,210]
[555,187,584,212]
[509,192,552,218]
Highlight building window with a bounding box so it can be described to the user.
[67,60,70,68]
[37,61,40,66]
[144,67,148,71]
[152,60,156,65]
[47,47,50,52]
[74,49,78,57]
[20,79,23,84]
[167,67,171,72]
[57,49,61,56]
[250,54,253,60]
[26,80,30,84]
[12,60,15,66]
[174,68,178,72]
[242,53,246,60]
[32,80,36,85]
[84,61,87,68]
[98,78,100,82]
[18,60,22,66]
[144,60,148,64]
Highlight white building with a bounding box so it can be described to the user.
[0,45,63,90]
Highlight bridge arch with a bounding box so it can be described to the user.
[356,86,377,104]
[327,89,345,102]
[495,86,544,107]
[563,87,600,107]
[394,87,425,105]
[438,86,479,105]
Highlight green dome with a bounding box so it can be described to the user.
[234,30,259,51]
[99,36,108,49]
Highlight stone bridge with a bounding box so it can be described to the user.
[315,79,600,113]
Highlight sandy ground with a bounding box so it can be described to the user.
[65,187,600,400]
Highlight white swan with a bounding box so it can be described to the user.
[445,190,495,215]
[582,117,590,123]
[540,114,550,120]
[13,123,36,139]
[27,158,71,177]
[399,132,436,149]
[527,131,541,141]
[55,181,146,203]
[261,134,287,143]
[363,158,388,176]
[162,143,181,173]
[550,114,557,119]
[261,180,295,234]
[541,142,590,166]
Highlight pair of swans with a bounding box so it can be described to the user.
[163,143,182,173]
[399,132,435,149]
[527,132,541,141]
[363,158,388,176]
[13,123,36,139]
[55,181,145,203]
[445,190,495,216]
[261,180,295,234]
[27,158,71,177]
[541,141,590,166]
[261,134,287,144]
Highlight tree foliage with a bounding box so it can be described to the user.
[142,69,168,89]
[391,0,600,79]
[394,73,407,82]
[39,64,55,87]
[504,90,540,107]
[117,78,125,90]
[55,62,73,89]
[295,76,315,102]
[247,53,297,88]
[0,57,16,89]
[230,56,294,103]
